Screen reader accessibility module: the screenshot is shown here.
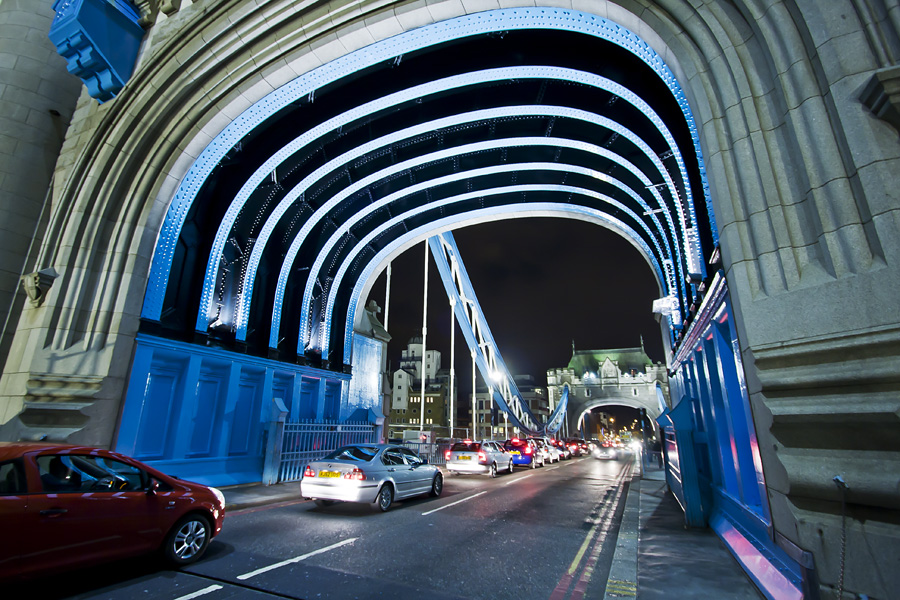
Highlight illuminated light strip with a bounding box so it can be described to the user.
[274,119,681,348]
[236,537,357,580]
[173,586,223,600]
[322,185,658,358]
[203,83,687,336]
[337,203,667,361]
[420,490,487,516]
[142,5,712,321]
[282,136,679,350]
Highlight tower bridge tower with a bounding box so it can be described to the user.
[548,345,669,438]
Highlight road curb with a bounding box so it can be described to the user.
[604,474,640,599]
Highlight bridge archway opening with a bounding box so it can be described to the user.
[124,7,714,485]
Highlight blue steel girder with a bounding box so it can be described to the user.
[143,7,712,333]
[340,203,666,366]
[428,231,568,436]
[199,74,692,341]
[325,191,671,361]
[290,136,682,354]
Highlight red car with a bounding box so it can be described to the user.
[0,442,225,581]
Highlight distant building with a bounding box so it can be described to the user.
[469,374,549,441]
[387,338,457,439]
[547,342,669,439]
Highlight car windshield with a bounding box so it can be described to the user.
[321,446,379,462]
[450,442,481,452]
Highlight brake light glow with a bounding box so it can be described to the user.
[303,465,315,478]
[343,468,366,481]
[478,451,487,462]
[524,446,533,455]
[512,438,520,443]
[445,450,452,460]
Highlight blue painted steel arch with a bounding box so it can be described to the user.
[142,8,712,329]
[296,157,678,353]
[337,202,668,361]
[208,68,694,340]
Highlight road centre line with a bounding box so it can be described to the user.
[237,537,357,580]
[173,585,223,600]
[504,474,533,485]
[421,491,487,516]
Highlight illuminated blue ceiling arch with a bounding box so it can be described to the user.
[266,119,686,348]
[319,182,665,355]
[142,7,713,324]
[337,203,667,360]
[292,152,680,353]
[211,66,695,338]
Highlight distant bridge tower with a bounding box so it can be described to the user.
[547,346,669,438]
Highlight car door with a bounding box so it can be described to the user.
[0,459,27,579]
[398,447,431,495]
[22,453,159,574]
[381,447,414,497]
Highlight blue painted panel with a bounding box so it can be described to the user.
[299,377,317,419]
[324,381,341,420]
[230,378,258,455]
[120,334,349,486]
[189,374,222,456]
[135,366,178,459]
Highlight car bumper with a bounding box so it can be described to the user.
[447,461,491,474]
[300,479,380,503]
[509,455,534,465]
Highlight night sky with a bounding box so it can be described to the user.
[364,217,667,405]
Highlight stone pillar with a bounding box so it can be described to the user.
[0,1,81,384]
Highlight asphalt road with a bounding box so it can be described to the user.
[15,454,634,600]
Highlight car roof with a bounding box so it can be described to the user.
[0,441,108,462]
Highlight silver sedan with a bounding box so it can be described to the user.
[445,440,514,477]
[300,444,443,511]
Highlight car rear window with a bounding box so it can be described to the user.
[451,442,481,452]
[504,439,527,449]
[322,446,378,462]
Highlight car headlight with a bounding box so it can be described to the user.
[209,486,226,508]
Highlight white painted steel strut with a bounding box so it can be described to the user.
[428,231,568,436]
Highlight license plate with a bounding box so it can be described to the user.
[511,451,520,455]
[318,471,340,478]
[459,455,471,460]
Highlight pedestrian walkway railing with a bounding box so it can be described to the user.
[397,441,451,466]
[265,412,377,483]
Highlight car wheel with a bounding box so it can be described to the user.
[314,499,335,507]
[375,484,393,512]
[430,473,443,497]
[163,513,211,566]
[490,463,498,478]
[508,461,514,474]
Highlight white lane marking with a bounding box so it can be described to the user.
[504,474,533,485]
[237,537,357,580]
[174,585,223,600]
[546,465,560,471]
[421,491,487,516]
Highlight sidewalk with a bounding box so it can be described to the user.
[219,462,763,599]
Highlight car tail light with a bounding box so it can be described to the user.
[445,450,451,460]
[303,465,315,478]
[343,468,366,481]
[524,446,533,455]
[478,451,487,462]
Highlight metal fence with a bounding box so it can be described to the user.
[397,441,451,466]
[277,420,377,482]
